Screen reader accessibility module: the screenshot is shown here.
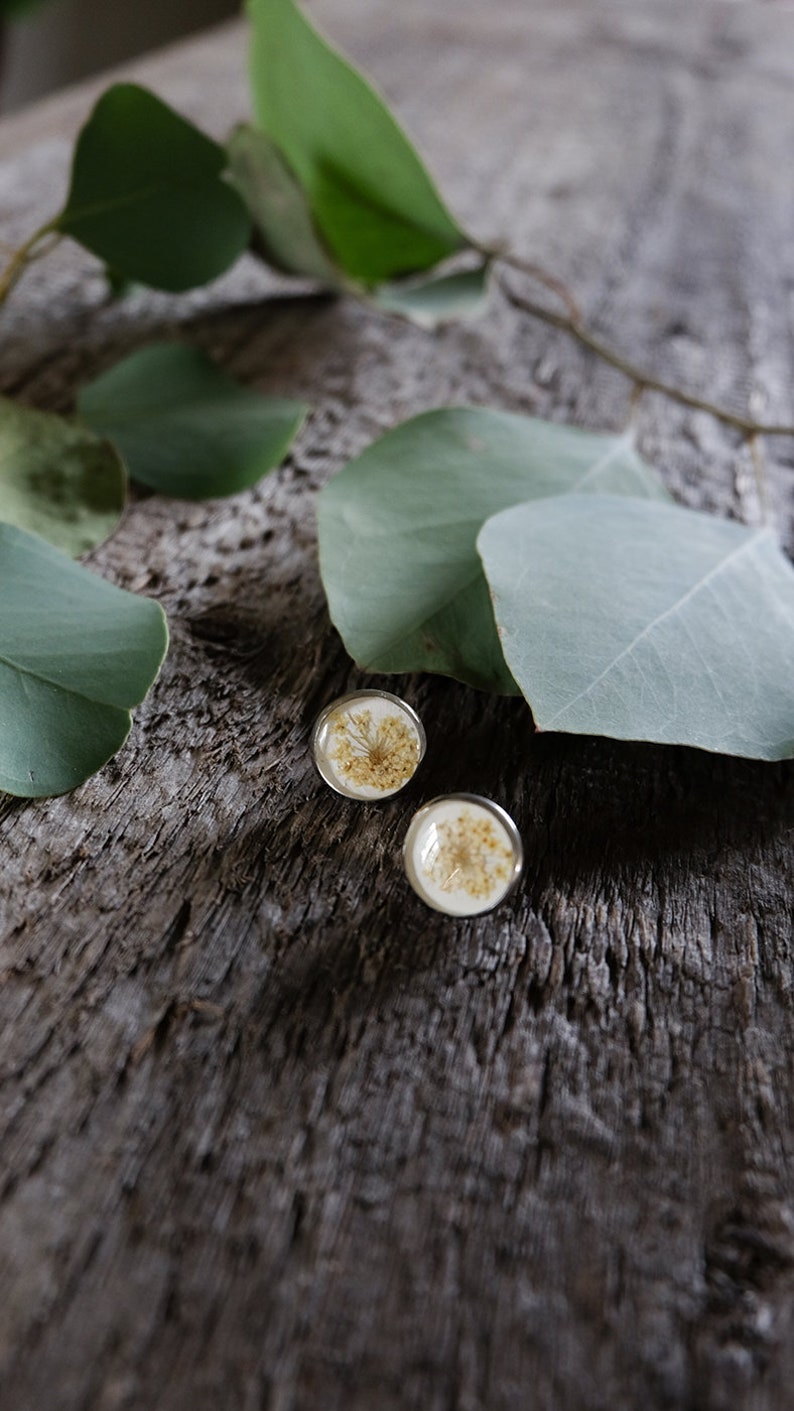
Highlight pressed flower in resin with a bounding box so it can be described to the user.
[312,690,425,800]
[404,795,523,916]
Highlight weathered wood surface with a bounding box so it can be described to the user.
[2,3,794,1408]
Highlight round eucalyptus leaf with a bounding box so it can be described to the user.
[0,397,125,557]
[57,84,251,292]
[227,124,345,286]
[248,0,465,283]
[479,494,794,760]
[78,343,307,500]
[0,524,168,797]
[317,408,668,693]
[371,263,491,329]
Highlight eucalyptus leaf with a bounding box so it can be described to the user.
[317,408,669,692]
[78,343,307,500]
[248,0,465,283]
[0,397,125,556]
[227,124,345,285]
[0,524,168,797]
[57,84,251,292]
[371,263,491,329]
[478,494,794,760]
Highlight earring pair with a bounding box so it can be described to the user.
[312,689,523,917]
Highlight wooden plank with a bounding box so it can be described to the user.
[2,3,794,1408]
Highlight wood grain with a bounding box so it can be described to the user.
[2,3,794,1408]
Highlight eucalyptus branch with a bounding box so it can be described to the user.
[0,223,60,309]
[494,266,794,439]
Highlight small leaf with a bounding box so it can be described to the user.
[227,124,345,285]
[57,84,251,292]
[478,494,794,760]
[0,523,168,797]
[317,408,668,693]
[248,0,465,283]
[228,125,487,326]
[78,343,307,500]
[371,263,491,329]
[0,397,125,556]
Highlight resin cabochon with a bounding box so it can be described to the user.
[403,796,523,917]
[313,692,425,800]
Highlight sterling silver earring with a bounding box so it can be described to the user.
[403,793,523,916]
[312,690,426,801]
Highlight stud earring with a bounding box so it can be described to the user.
[403,794,523,916]
[312,690,426,800]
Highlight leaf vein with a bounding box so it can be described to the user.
[544,530,768,727]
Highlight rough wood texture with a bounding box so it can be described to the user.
[2,4,794,1408]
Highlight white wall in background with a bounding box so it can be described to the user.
[1,0,239,112]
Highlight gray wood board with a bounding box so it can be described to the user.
[1,3,794,1408]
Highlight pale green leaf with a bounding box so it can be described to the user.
[247,0,465,282]
[0,397,125,557]
[78,343,307,500]
[57,84,251,292]
[0,524,168,797]
[227,124,345,285]
[371,263,490,329]
[478,494,794,760]
[317,408,669,693]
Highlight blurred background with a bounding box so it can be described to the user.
[0,0,240,112]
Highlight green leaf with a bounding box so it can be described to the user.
[227,124,345,285]
[478,494,794,760]
[317,408,669,693]
[227,125,487,325]
[0,523,168,797]
[371,263,491,329]
[247,0,465,283]
[78,343,307,500]
[0,397,125,557]
[56,84,251,292]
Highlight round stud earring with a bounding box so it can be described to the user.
[403,794,523,916]
[312,690,426,801]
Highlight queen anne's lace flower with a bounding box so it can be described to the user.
[328,707,420,792]
[427,810,513,899]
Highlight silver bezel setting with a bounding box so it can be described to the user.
[403,793,524,916]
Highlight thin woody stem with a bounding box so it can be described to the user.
[0,222,60,309]
[474,240,582,323]
[493,266,794,439]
